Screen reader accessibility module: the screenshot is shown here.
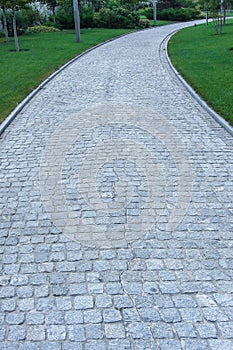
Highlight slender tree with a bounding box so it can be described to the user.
[56,0,81,42]
[0,1,9,43]
[73,0,80,42]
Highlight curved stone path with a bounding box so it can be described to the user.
[0,22,233,349]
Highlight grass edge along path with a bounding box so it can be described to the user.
[0,28,134,124]
[168,20,233,126]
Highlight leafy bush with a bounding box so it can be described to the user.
[138,7,153,20]
[28,25,60,33]
[94,7,139,28]
[157,8,201,21]
[56,3,74,29]
[139,18,150,28]
[16,7,42,33]
[80,6,95,28]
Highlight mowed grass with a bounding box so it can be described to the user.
[0,28,133,123]
[168,21,233,125]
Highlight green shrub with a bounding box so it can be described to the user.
[16,7,42,34]
[139,18,151,28]
[28,25,60,33]
[80,6,95,28]
[56,3,74,29]
[157,8,201,21]
[94,7,139,29]
[139,7,153,20]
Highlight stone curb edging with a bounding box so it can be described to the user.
[0,30,136,136]
[164,27,233,137]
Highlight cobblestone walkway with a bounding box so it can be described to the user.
[0,22,233,350]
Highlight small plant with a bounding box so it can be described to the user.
[93,7,139,29]
[139,18,150,28]
[28,25,60,33]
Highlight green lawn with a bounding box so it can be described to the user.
[168,21,233,125]
[0,28,133,123]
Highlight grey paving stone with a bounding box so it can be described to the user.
[36,298,54,311]
[68,325,86,342]
[140,307,161,322]
[47,325,66,341]
[65,310,83,324]
[18,343,39,350]
[56,297,72,311]
[151,322,174,339]
[27,325,46,341]
[184,340,209,350]
[8,325,26,341]
[105,323,126,339]
[40,342,62,350]
[95,294,112,308]
[174,322,197,338]
[0,286,15,298]
[1,299,16,312]
[34,285,49,298]
[108,339,132,350]
[17,286,34,298]
[122,308,141,323]
[160,308,181,323]
[26,312,45,325]
[127,322,151,339]
[85,324,103,340]
[208,339,233,350]
[218,322,233,338]
[179,308,203,322]
[85,341,107,350]
[159,340,182,350]
[63,343,83,350]
[5,312,25,325]
[202,307,228,321]
[103,309,122,322]
[0,326,5,341]
[105,282,124,295]
[113,295,133,309]
[196,323,217,339]
[0,343,18,350]
[46,311,64,325]
[74,296,94,310]
[49,273,66,285]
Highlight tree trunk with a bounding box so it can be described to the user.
[223,7,226,25]
[73,0,81,43]
[52,4,56,25]
[91,0,95,14]
[205,2,209,25]
[2,6,9,44]
[153,0,157,25]
[12,9,20,52]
